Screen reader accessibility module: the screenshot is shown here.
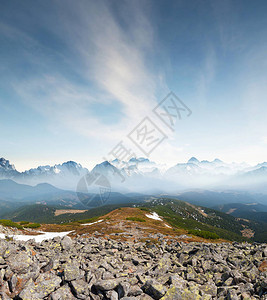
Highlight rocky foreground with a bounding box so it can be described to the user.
[0,236,266,300]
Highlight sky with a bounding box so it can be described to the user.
[0,0,267,171]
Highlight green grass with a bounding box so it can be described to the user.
[23,223,41,228]
[188,229,219,240]
[126,217,146,222]
[0,219,23,229]
[20,221,29,225]
[139,207,150,212]
[5,203,137,224]
[138,199,248,242]
[76,217,99,224]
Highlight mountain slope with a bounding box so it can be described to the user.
[213,202,267,224]
[176,190,267,207]
[213,202,267,214]
[0,179,61,199]
[137,198,267,242]
[4,197,267,242]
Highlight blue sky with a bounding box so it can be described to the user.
[1,0,267,171]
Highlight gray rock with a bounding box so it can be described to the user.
[141,280,167,299]
[8,274,17,293]
[6,252,33,274]
[19,278,42,300]
[70,279,89,299]
[50,285,77,300]
[127,285,143,297]
[94,279,121,291]
[64,262,83,281]
[61,236,73,251]
[106,290,119,300]
[0,235,266,300]
[33,273,62,298]
[0,292,12,300]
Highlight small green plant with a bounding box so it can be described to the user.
[23,223,41,229]
[0,219,23,229]
[77,217,99,224]
[188,229,219,240]
[20,221,30,225]
[139,207,149,212]
[126,217,146,222]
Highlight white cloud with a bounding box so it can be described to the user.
[11,1,167,144]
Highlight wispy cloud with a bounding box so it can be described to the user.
[11,0,164,143]
[194,45,217,106]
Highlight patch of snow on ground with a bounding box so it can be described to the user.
[145,212,162,221]
[0,231,73,243]
[81,219,103,226]
[165,224,171,228]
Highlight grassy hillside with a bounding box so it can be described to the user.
[4,203,136,224]
[3,197,267,242]
[138,198,267,242]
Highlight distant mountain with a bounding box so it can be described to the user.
[0,158,19,178]
[0,179,85,211]
[1,156,267,194]
[91,161,121,179]
[213,202,267,224]
[188,157,200,164]
[0,158,89,190]
[213,202,267,214]
[23,161,86,177]
[0,179,147,214]
[0,179,60,199]
[0,179,61,199]
[176,190,267,207]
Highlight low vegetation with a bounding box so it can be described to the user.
[126,217,146,222]
[138,199,249,242]
[0,219,23,229]
[19,221,29,225]
[23,223,41,228]
[1,198,266,243]
[188,229,219,240]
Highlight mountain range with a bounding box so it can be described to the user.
[1,156,267,194]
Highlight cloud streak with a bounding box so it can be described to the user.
[11,0,164,143]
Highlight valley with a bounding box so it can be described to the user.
[1,198,267,243]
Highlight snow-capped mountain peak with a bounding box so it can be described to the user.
[187,157,200,164]
[0,157,17,171]
[1,156,267,194]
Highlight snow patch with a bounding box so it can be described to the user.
[145,212,162,221]
[0,231,73,243]
[165,224,171,228]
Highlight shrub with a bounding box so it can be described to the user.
[0,219,23,229]
[77,217,98,224]
[139,207,149,212]
[23,223,41,229]
[20,221,29,225]
[126,217,146,222]
[188,229,219,240]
